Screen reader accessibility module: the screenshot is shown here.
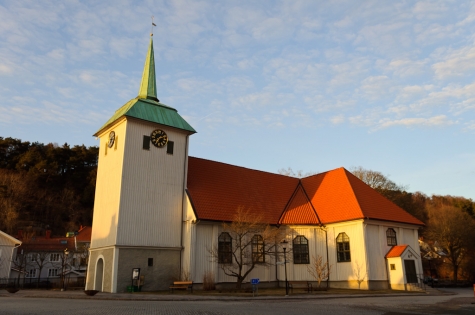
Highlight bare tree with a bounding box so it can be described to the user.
[11,248,28,287]
[350,167,406,191]
[424,205,475,283]
[28,251,51,287]
[11,229,36,287]
[277,167,316,178]
[353,260,366,290]
[307,255,332,288]
[209,208,287,289]
[75,243,89,286]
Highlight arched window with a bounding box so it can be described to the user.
[336,233,351,262]
[218,232,232,264]
[293,235,309,264]
[386,228,397,246]
[251,235,265,263]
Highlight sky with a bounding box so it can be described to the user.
[0,0,474,200]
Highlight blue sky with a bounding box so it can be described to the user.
[0,0,474,200]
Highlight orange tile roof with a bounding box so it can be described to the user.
[76,226,92,242]
[301,168,424,225]
[385,245,408,258]
[20,237,75,252]
[279,185,321,225]
[187,157,299,223]
[18,227,91,252]
[301,168,364,224]
[187,158,424,226]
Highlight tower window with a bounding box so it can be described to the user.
[167,141,174,155]
[143,136,150,150]
[148,258,153,266]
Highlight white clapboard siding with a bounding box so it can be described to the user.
[193,224,215,283]
[91,120,127,248]
[285,226,327,281]
[115,118,189,247]
[327,221,367,281]
[365,224,390,280]
[182,197,197,281]
[402,228,417,248]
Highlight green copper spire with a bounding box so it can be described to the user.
[93,32,196,137]
[138,36,159,102]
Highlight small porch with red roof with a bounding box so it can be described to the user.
[385,245,423,291]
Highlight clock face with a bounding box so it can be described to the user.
[150,129,168,148]
[108,131,115,148]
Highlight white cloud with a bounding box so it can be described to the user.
[413,1,450,20]
[358,75,392,101]
[377,115,455,129]
[0,63,13,75]
[465,121,475,130]
[387,58,428,77]
[330,115,345,124]
[432,45,475,79]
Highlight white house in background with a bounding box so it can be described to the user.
[0,230,21,281]
[13,226,91,288]
[86,34,425,293]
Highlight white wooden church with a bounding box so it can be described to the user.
[85,35,425,293]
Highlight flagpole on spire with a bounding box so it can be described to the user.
[151,16,156,36]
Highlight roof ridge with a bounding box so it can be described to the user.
[300,181,323,225]
[278,181,303,224]
[340,168,366,219]
[300,166,346,179]
[188,156,300,179]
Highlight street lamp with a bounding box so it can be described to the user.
[61,248,69,291]
[427,256,432,278]
[281,240,289,296]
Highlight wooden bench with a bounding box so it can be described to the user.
[169,281,193,293]
[288,281,312,293]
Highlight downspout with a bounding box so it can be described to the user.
[179,134,190,278]
[324,226,330,289]
[363,218,369,289]
[275,238,279,287]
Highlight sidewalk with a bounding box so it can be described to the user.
[0,287,452,301]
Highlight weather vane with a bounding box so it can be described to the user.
[151,16,156,36]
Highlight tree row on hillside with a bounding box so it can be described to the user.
[0,137,98,235]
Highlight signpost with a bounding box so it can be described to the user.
[251,278,259,297]
[130,268,140,292]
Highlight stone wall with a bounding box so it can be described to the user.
[116,248,181,292]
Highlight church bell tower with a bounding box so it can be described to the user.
[86,34,196,293]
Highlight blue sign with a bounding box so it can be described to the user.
[251,278,259,285]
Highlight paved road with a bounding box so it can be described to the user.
[0,288,473,315]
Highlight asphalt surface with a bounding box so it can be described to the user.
[0,287,474,315]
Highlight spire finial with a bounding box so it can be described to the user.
[151,16,156,37]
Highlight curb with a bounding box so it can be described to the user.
[1,290,449,302]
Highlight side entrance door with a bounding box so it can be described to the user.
[404,259,418,283]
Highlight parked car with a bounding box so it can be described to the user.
[423,276,438,287]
